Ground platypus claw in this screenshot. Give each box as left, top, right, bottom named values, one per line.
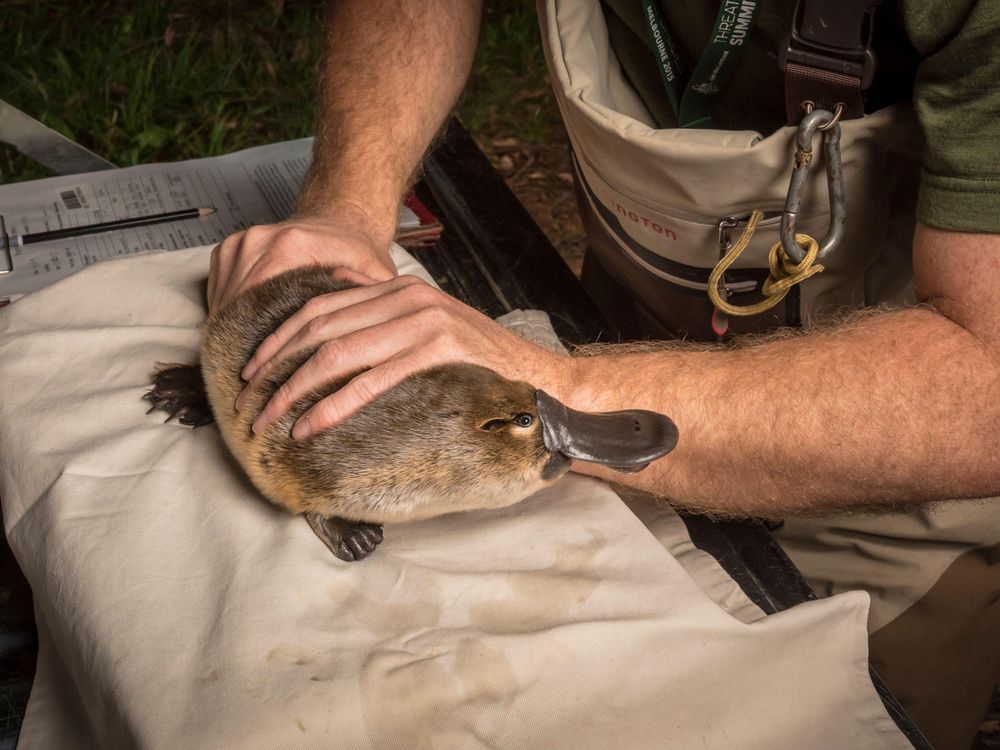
left=144, top=363, right=214, bottom=428
left=305, top=512, right=384, bottom=562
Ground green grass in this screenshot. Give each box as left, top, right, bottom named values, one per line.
left=1, top=0, right=325, bottom=181
left=0, top=0, right=558, bottom=183
left=459, top=1, right=562, bottom=143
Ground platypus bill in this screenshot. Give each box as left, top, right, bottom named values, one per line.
left=145, top=266, right=678, bottom=562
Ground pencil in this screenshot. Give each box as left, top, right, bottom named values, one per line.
left=12, top=206, right=216, bottom=246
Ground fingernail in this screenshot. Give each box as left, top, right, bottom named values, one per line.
left=235, top=387, right=248, bottom=412
left=292, top=414, right=311, bottom=441
left=252, top=409, right=268, bottom=435
left=240, top=361, right=255, bottom=381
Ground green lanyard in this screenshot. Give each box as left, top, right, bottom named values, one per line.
left=640, top=0, right=761, bottom=128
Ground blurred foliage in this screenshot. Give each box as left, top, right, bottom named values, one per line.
left=0, top=0, right=558, bottom=182
left=1, top=0, right=324, bottom=180
left=460, top=1, right=561, bottom=142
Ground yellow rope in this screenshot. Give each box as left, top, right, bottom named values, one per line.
left=707, top=210, right=825, bottom=317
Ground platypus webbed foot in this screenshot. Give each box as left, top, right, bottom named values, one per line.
left=305, top=513, right=384, bottom=562
left=144, top=363, right=214, bottom=428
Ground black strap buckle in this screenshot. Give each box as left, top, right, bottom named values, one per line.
left=779, top=0, right=879, bottom=89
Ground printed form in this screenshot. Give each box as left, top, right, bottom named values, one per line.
left=0, top=138, right=419, bottom=298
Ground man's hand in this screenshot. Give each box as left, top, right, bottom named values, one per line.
left=238, top=270, right=576, bottom=440
left=207, top=210, right=397, bottom=314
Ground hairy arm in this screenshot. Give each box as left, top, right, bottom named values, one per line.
left=296, top=0, right=482, bottom=245
left=208, top=0, right=482, bottom=311
left=571, top=225, right=1000, bottom=515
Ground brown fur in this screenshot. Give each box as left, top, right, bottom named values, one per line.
left=199, top=267, right=566, bottom=524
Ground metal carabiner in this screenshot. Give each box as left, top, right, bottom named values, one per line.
left=779, top=108, right=846, bottom=263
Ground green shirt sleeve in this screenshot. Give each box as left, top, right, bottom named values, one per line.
left=904, top=0, right=1000, bottom=233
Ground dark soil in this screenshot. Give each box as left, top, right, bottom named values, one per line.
left=472, top=130, right=587, bottom=277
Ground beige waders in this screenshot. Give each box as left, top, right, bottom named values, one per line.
left=539, top=1, right=1000, bottom=747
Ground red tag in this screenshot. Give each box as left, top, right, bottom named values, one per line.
left=711, top=307, right=729, bottom=338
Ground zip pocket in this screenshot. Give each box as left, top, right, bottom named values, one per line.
left=573, top=154, right=780, bottom=293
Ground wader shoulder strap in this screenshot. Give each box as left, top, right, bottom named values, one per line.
left=779, top=0, right=881, bottom=124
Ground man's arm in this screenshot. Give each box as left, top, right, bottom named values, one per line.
left=567, top=226, right=1000, bottom=515
left=245, top=225, right=1000, bottom=515
left=208, top=0, right=483, bottom=312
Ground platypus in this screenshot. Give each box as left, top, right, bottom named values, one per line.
left=145, top=266, right=678, bottom=561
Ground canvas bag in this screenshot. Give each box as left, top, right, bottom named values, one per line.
left=538, top=0, right=925, bottom=338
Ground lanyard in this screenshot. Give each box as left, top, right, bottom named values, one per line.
left=640, top=0, right=761, bottom=128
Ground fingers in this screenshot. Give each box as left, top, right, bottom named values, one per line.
left=347, top=254, right=396, bottom=283
left=208, top=229, right=257, bottom=312
left=239, top=275, right=426, bottom=384
left=207, top=244, right=221, bottom=309
left=250, top=308, right=443, bottom=437
left=217, top=226, right=280, bottom=308
left=331, top=266, right=380, bottom=287
left=293, top=357, right=423, bottom=439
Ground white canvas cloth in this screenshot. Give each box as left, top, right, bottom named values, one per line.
left=0, top=246, right=910, bottom=748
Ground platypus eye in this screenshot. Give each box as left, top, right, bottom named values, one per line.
left=479, top=419, right=508, bottom=432
left=478, top=414, right=534, bottom=432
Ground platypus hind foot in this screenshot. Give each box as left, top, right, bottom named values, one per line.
left=305, top=513, right=384, bottom=562
left=144, top=363, right=214, bottom=428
